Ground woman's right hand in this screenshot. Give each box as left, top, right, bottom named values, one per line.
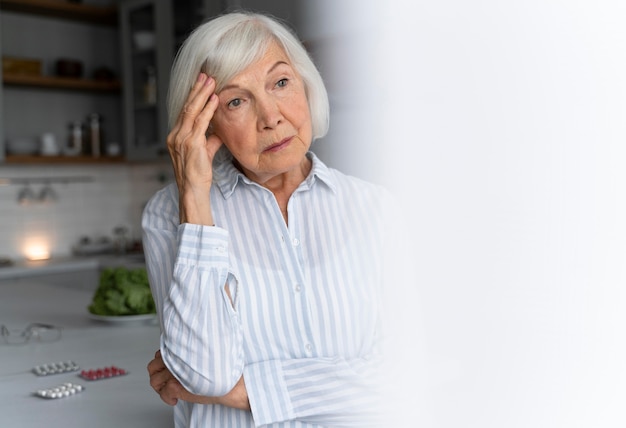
left=148, top=350, right=250, bottom=411
left=167, top=73, right=222, bottom=225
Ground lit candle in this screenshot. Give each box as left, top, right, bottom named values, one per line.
left=23, top=242, right=50, bottom=261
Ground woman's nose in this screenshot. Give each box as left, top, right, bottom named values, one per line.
left=256, top=96, right=283, bottom=130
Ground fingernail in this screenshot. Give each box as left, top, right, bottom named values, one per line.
left=205, top=76, right=213, bottom=86
left=197, top=73, right=206, bottom=83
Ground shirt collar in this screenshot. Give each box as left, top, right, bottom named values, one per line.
left=214, top=151, right=337, bottom=199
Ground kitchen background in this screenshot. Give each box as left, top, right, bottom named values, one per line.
left=0, top=0, right=382, bottom=263
left=0, top=0, right=364, bottom=262
left=3, top=0, right=626, bottom=426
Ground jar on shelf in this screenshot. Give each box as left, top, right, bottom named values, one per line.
left=143, top=65, right=157, bottom=105
left=86, top=113, right=103, bottom=158
left=65, top=121, right=83, bottom=156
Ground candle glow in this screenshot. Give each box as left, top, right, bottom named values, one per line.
left=23, top=241, right=50, bottom=261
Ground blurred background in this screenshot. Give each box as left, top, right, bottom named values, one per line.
left=1, top=0, right=626, bottom=426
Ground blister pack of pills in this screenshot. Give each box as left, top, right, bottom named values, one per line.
left=79, top=366, right=127, bottom=381
left=34, top=382, right=85, bottom=399
left=32, top=360, right=80, bottom=376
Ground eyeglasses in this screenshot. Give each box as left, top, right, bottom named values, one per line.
left=1, top=323, right=62, bottom=345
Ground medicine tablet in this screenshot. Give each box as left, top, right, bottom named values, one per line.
left=79, top=366, right=127, bottom=381
left=34, top=382, right=85, bottom=399
left=32, top=360, right=80, bottom=376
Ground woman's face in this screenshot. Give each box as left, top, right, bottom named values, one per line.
left=211, top=41, right=313, bottom=185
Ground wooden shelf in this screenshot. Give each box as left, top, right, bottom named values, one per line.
left=5, top=154, right=125, bottom=164
left=3, top=73, right=121, bottom=92
left=0, top=0, right=117, bottom=25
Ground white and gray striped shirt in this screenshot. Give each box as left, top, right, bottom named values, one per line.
left=142, top=152, right=395, bottom=427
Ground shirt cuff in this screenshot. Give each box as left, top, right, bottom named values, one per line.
left=245, top=360, right=295, bottom=426
left=176, top=223, right=229, bottom=267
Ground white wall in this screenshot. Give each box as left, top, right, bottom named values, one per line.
left=304, top=1, right=626, bottom=427
left=0, top=163, right=169, bottom=261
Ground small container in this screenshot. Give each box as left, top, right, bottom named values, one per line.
left=87, top=113, right=102, bottom=157
left=55, top=58, right=83, bottom=78
left=40, top=132, right=60, bottom=156
left=106, top=142, right=121, bottom=157
left=143, top=66, right=157, bottom=105
left=65, top=121, right=83, bottom=156
left=2, top=56, right=42, bottom=76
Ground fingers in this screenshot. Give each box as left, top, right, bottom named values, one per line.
left=166, top=73, right=222, bottom=193
left=149, top=364, right=169, bottom=390
left=147, top=353, right=167, bottom=389
left=160, top=380, right=182, bottom=406
left=170, top=73, right=219, bottom=142
left=147, top=351, right=181, bottom=406
left=147, top=358, right=164, bottom=377
left=145, top=350, right=225, bottom=407
left=155, top=376, right=182, bottom=406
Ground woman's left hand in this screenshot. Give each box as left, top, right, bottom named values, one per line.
left=147, top=350, right=250, bottom=410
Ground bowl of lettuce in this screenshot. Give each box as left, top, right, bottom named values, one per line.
left=88, top=267, right=156, bottom=320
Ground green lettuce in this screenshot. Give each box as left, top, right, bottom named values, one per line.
left=88, top=267, right=156, bottom=316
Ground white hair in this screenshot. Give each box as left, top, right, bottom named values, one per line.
left=167, top=12, right=330, bottom=143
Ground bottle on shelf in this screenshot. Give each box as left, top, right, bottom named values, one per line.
left=65, top=121, right=83, bottom=156
left=86, top=113, right=103, bottom=158
left=143, top=65, right=157, bottom=105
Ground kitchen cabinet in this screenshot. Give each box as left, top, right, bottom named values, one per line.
left=0, top=0, right=300, bottom=164
left=119, top=0, right=173, bottom=161
left=116, top=0, right=300, bottom=161
left=0, top=0, right=124, bottom=164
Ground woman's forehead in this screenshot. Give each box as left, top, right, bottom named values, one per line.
left=221, top=42, right=293, bottom=88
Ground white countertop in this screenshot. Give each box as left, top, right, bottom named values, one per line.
left=0, top=278, right=172, bottom=428
left=0, top=254, right=146, bottom=280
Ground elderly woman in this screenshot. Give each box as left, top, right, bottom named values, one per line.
left=142, top=11, right=395, bottom=427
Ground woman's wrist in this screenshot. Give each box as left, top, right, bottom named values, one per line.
left=179, top=188, right=214, bottom=225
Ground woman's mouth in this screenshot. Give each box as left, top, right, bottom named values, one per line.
left=263, top=136, right=293, bottom=153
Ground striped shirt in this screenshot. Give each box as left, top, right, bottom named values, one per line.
left=142, top=152, right=395, bottom=427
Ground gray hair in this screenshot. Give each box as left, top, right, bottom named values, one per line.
left=167, top=11, right=329, bottom=143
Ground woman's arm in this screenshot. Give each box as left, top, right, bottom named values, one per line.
left=142, top=193, right=244, bottom=397
left=148, top=349, right=250, bottom=410
left=146, top=342, right=383, bottom=427
left=142, top=71, right=246, bottom=396
left=167, top=73, right=221, bottom=226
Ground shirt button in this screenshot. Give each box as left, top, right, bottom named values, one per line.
left=217, top=246, right=226, bottom=253
left=305, top=343, right=312, bottom=353
left=294, top=284, right=301, bottom=292
left=292, top=238, right=300, bottom=246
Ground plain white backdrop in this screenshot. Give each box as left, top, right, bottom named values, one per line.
left=304, top=1, right=626, bottom=427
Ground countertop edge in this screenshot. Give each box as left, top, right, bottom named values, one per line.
left=0, top=254, right=145, bottom=280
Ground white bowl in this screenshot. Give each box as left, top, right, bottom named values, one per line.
left=133, top=31, right=156, bottom=51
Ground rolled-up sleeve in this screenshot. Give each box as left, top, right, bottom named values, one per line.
left=142, top=188, right=244, bottom=397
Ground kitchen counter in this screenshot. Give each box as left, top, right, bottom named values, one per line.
left=0, top=277, right=172, bottom=428
left=0, top=253, right=146, bottom=281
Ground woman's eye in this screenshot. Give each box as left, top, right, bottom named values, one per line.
left=276, top=78, right=288, bottom=88
left=227, top=98, right=242, bottom=109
